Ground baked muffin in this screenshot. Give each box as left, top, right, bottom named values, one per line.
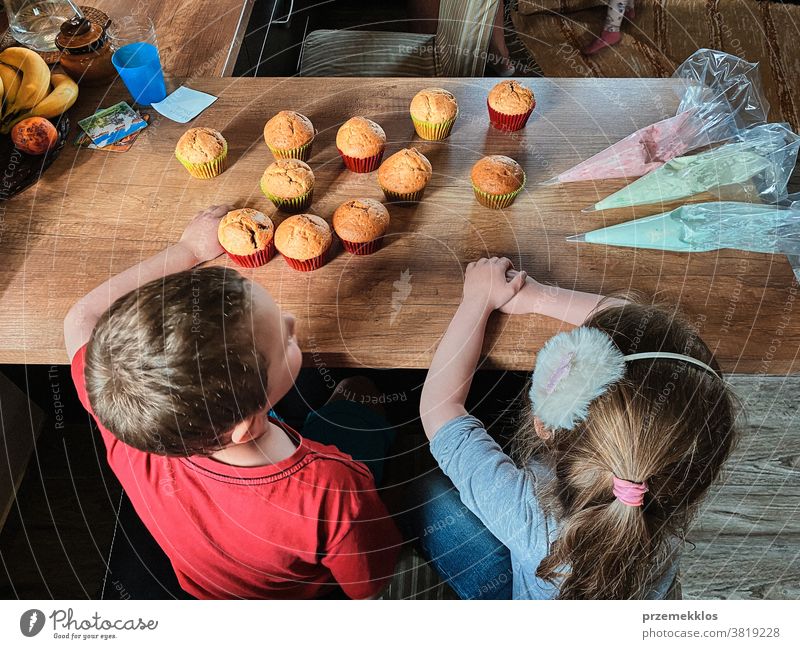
left=336, top=116, right=386, bottom=172
left=217, top=208, right=275, bottom=267
left=377, top=147, right=432, bottom=203
left=487, top=80, right=536, bottom=131
left=471, top=155, right=526, bottom=209
left=174, top=127, right=228, bottom=179
left=409, top=87, right=459, bottom=141
left=333, top=199, right=390, bottom=255
left=274, top=213, right=333, bottom=271
left=263, top=110, right=315, bottom=161
left=259, top=158, right=315, bottom=212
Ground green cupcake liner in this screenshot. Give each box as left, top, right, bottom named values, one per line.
left=268, top=139, right=313, bottom=162
left=176, top=143, right=228, bottom=179
left=411, top=113, right=457, bottom=141
left=472, top=174, right=526, bottom=209
left=380, top=185, right=426, bottom=204
left=260, top=180, right=314, bottom=212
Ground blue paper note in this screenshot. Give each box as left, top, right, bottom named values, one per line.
left=151, top=86, right=218, bottom=123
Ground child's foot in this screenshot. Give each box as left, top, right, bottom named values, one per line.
left=625, top=6, right=636, bottom=20
left=582, top=30, right=622, bottom=55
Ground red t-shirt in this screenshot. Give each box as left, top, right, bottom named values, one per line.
left=71, top=345, right=401, bottom=599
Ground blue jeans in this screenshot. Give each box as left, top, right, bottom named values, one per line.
left=403, top=469, right=514, bottom=600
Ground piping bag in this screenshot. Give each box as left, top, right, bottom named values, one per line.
left=582, top=123, right=800, bottom=213
left=543, top=49, right=769, bottom=185
left=568, top=201, right=800, bottom=258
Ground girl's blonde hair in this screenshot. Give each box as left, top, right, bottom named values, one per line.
left=515, top=298, right=738, bottom=599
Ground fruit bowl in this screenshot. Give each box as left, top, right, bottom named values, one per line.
left=0, top=116, right=69, bottom=201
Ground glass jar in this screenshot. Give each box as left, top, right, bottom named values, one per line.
left=3, top=0, right=78, bottom=51
left=55, top=15, right=117, bottom=86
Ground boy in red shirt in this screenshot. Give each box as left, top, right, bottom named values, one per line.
left=64, top=205, right=401, bottom=599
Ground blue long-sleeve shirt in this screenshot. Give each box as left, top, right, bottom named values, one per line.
left=430, top=414, right=680, bottom=599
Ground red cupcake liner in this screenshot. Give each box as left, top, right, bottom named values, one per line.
left=225, top=240, right=275, bottom=268
left=337, top=147, right=385, bottom=173
left=340, top=236, right=384, bottom=255
left=487, top=100, right=535, bottom=131
left=281, top=243, right=332, bottom=271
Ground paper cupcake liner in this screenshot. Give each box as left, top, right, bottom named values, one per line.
left=268, top=140, right=313, bottom=162
left=281, top=243, right=332, bottom=271
left=176, top=147, right=228, bottom=179
left=340, top=236, right=384, bottom=255
left=487, top=100, right=535, bottom=132
left=337, top=147, right=385, bottom=173
left=224, top=240, right=275, bottom=268
left=411, top=114, right=457, bottom=141
left=260, top=181, right=314, bottom=212
left=472, top=180, right=525, bottom=209
left=380, top=185, right=426, bottom=204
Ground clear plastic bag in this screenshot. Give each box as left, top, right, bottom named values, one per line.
left=544, top=49, right=770, bottom=185
left=585, top=122, right=800, bottom=212
left=569, top=201, right=800, bottom=255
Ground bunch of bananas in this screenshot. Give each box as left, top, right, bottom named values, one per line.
left=0, top=47, right=79, bottom=133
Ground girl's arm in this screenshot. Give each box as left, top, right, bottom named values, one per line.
left=63, top=204, right=230, bottom=361
left=499, top=270, right=627, bottom=325
left=419, top=258, right=526, bottom=439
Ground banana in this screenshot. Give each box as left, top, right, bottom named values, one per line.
left=0, top=63, right=21, bottom=118
left=25, top=73, right=78, bottom=119
left=0, top=47, right=51, bottom=114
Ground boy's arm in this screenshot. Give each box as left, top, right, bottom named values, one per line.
left=499, top=270, right=627, bottom=325
left=64, top=205, right=230, bottom=361
left=419, top=258, right=526, bottom=440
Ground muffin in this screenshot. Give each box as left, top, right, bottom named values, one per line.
left=471, top=155, right=526, bottom=209
left=259, top=158, right=315, bottom=212
left=263, top=110, right=315, bottom=161
left=487, top=80, right=535, bottom=131
left=217, top=208, right=275, bottom=268
left=174, top=127, right=228, bottom=179
left=274, top=213, right=333, bottom=271
left=410, top=88, right=459, bottom=141
left=333, top=199, right=390, bottom=255
left=377, top=147, right=432, bottom=203
left=336, top=116, right=386, bottom=172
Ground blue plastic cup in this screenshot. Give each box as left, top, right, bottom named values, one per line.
left=112, top=42, right=167, bottom=106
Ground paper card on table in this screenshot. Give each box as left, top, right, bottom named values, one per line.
left=151, top=86, right=218, bottom=123
left=74, top=113, right=151, bottom=151
left=78, top=102, right=148, bottom=147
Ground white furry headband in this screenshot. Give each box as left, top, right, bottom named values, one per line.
left=529, top=327, right=720, bottom=431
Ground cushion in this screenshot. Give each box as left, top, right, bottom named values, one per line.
left=300, top=30, right=437, bottom=77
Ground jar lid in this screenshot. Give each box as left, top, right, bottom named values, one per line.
left=56, top=17, right=108, bottom=54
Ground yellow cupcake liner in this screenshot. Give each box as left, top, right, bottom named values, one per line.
left=472, top=174, right=526, bottom=209
left=176, top=144, right=228, bottom=179
left=268, top=139, right=313, bottom=162
left=260, top=179, right=314, bottom=212
left=411, top=113, right=458, bottom=141
left=380, top=184, right=426, bottom=204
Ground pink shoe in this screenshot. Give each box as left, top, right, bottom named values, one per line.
left=625, top=7, right=636, bottom=20
left=582, top=30, right=622, bottom=55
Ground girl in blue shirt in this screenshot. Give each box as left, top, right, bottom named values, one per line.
left=412, top=257, right=737, bottom=599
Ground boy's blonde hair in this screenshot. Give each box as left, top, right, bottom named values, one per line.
left=516, top=299, right=738, bottom=599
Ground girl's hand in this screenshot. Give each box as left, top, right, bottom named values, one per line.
left=499, top=270, right=543, bottom=315
left=179, top=204, right=232, bottom=263
left=462, top=257, right=527, bottom=315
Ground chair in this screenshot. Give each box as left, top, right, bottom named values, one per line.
left=299, top=0, right=500, bottom=77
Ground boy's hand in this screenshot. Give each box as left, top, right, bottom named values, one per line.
left=179, top=204, right=232, bottom=263
left=462, top=257, right=527, bottom=316
left=499, top=270, right=542, bottom=315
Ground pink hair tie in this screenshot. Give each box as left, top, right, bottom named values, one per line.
left=612, top=475, right=649, bottom=507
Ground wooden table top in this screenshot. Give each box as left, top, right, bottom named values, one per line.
left=2, top=77, right=798, bottom=372
left=1, top=1, right=254, bottom=77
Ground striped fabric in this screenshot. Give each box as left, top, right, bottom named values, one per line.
left=299, top=0, right=500, bottom=77
left=300, top=31, right=437, bottom=77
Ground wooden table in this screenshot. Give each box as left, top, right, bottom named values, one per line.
left=1, top=1, right=254, bottom=77
left=2, top=77, right=798, bottom=372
